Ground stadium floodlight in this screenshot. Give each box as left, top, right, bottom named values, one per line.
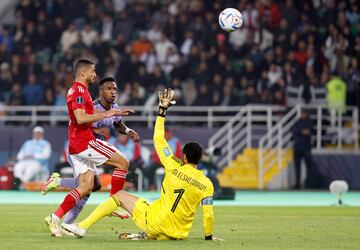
left=329, top=180, right=349, bottom=206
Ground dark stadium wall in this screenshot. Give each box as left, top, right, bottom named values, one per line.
left=312, top=154, right=360, bottom=190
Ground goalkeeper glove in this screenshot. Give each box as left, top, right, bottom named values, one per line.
left=158, top=88, right=176, bottom=109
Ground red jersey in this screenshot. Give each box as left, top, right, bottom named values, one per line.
left=66, top=81, right=95, bottom=154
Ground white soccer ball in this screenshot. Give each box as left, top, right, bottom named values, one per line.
left=218, top=8, right=244, bottom=32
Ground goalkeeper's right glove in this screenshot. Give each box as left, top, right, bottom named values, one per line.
left=158, top=88, right=176, bottom=109
left=158, top=88, right=176, bottom=117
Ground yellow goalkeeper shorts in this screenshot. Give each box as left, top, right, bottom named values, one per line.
left=132, top=198, right=173, bottom=240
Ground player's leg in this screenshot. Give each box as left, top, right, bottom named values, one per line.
left=91, top=139, right=129, bottom=195
left=90, top=139, right=129, bottom=191
left=51, top=170, right=94, bottom=219
left=115, top=190, right=141, bottom=215
left=104, top=150, right=131, bottom=218
left=61, top=191, right=141, bottom=237
left=45, top=170, right=94, bottom=236
left=63, top=194, right=90, bottom=224
left=63, top=175, right=101, bottom=224
left=105, top=150, right=129, bottom=195
left=41, top=173, right=78, bottom=195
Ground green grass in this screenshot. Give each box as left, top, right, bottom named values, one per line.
left=0, top=205, right=359, bottom=249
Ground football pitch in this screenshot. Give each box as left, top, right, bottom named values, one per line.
left=0, top=192, right=360, bottom=249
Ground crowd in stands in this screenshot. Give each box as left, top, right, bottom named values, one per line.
left=0, top=0, right=359, bottom=109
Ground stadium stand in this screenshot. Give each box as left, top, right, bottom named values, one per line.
left=0, top=0, right=358, bottom=110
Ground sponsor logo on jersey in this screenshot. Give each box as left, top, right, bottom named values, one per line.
left=76, top=96, right=84, bottom=104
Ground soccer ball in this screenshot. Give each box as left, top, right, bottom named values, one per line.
left=218, top=8, right=244, bottom=32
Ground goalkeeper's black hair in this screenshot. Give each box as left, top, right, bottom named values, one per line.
left=98, top=76, right=116, bottom=86
left=183, top=142, right=203, bottom=165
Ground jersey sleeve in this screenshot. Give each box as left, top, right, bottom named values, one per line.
left=201, top=180, right=214, bottom=237
left=153, top=116, right=182, bottom=170
left=112, top=103, right=122, bottom=124
left=71, top=90, right=86, bottom=110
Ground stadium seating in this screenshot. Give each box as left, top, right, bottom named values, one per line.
left=217, top=148, right=293, bottom=189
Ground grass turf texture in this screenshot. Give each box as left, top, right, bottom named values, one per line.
left=0, top=205, right=359, bottom=249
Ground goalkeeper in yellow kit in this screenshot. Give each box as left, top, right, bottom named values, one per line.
left=62, top=89, right=218, bottom=241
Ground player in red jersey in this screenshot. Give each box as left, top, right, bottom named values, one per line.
left=45, top=58, right=135, bottom=236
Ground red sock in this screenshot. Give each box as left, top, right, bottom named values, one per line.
left=110, top=169, right=127, bottom=195
left=54, top=189, right=81, bottom=219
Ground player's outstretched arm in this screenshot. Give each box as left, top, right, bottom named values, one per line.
left=153, top=89, right=179, bottom=167
left=73, top=108, right=134, bottom=125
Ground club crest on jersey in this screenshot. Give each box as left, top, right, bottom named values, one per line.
left=76, top=96, right=84, bottom=104
left=163, top=148, right=170, bottom=156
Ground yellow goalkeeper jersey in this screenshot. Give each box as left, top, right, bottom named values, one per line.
left=150, top=116, right=214, bottom=239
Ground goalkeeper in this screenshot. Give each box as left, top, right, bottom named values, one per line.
left=62, top=88, right=219, bottom=241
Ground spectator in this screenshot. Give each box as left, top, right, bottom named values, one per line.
left=242, top=85, right=260, bottom=105
left=291, top=110, right=313, bottom=189
left=0, top=26, right=14, bottom=52
left=194, top=83, right=210, bottom=106
left=7, top=83, right=23, bottom=106
left=144, top=129, right=182, bottom=190
left=38, top=62, right=55, bottom=89
left=347, top=57, right=360, bottom=110
left=253, top=23, right=274, bottom=51
left=22, top=74, right=44, bottom=105
left=101, top=14, right=113, bottom=42
left=60, top=23, right=78, bottom=52
left=326, top=72, right=347, bottom=128
left=13, top=126, right=52, bottom=185
left=182, top=78, right=197, bottom=106
left=131, top=31, right=152, bottom=57
left=180, top=30, right=194, bottom=58
left=112, top=11, right=134, bottom=41
left=268, top=63, right=283, bottom=87
left=147, top=23, right=162, bottom=44
left=81, top=24, right=98, bottom=47
left=0, top=44, right=11, bottom=64
left=0, top=62, right=12, bottom=101
left=155, top=33, right=176, bottom=67
left=162, top=47, right=179, bottom=75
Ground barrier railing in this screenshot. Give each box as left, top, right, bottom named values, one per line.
left=258, top=105, right=359, bottom=190
left=208, top=105, right=286, bottom=169
left=0, top=105, right=246, bottom=128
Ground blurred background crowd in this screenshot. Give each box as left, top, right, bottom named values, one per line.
left=0, top=0, right=359, bottom=109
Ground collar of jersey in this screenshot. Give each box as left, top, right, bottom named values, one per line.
left=97, top=99, right=112, bottom=111
left=73, top=81, right=88, bottom=88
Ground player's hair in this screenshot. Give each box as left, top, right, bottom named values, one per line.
left=98, top=76, right=116, bottom=86
left=73, top=58, right=94, bottom=75
left=183, top=142, right=203, bottom=165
